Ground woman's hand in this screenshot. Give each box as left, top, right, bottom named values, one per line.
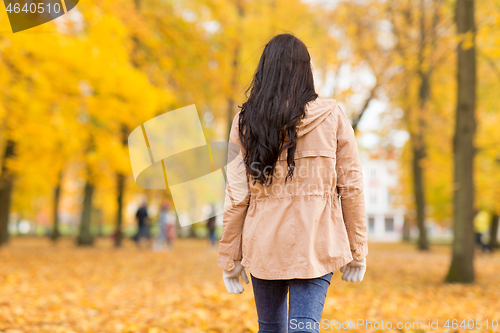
left=340, top=257, right=366, bottom=283
left=222, top=260, right=250, bottom=294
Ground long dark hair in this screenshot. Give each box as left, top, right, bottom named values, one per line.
left=237, top=33, right=318, bottom=187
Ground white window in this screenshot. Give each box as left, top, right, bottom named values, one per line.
left=370, top=189, right=377, bottom=205
left=385, top=216, right=394, bottom=232
left=368, top=216, right=375, bottom=233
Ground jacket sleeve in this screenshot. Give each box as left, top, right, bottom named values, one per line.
left=217, top=113, right=251, bottom=272
left=335, top=104, right=368, bottom=261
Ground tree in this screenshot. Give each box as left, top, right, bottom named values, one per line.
left=51, top=171, right=63, bottom=242
left=77, top=173, right=95, bottom=246
left=445, top=0, right=477, bottom=283
left=0, top=140, right=15, bottom=245
left=114, top=126, right=128, bottom=247
left=490, top=214, right=499, bottom=249
left=387, top=0, right=448, bottom=250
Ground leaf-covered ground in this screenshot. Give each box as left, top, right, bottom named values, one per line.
left=0, top=238, right=499, bottom=333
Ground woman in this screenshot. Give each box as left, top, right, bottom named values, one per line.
left=218, top=33, right=368, bottom=333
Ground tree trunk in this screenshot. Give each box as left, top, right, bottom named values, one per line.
left=414, top=0, right=436, bottom=251
left=51, top=171, right=63, bottom=242
left=0, top=140, right=15, bottom=246
left=114, top=173, right=125, bottom=247
left=489, top=213, right=499, bottom=249
left=412, top=138, right=428, bottom=250
left=351, top=84, right=378, bottom=133
left=226, top=0, right=244, bottom=140
left=227, top=98, right=236, bottom=140
left=445, top=0, right=476, bottom=284
left=402, top=217, right=411, bottom=242
left=114, top=124, right=128, bottom=247
left=77, top=180, right=95, bottom=246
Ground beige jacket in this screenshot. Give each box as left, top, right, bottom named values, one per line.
left=217, top=98, right=368, bottom=279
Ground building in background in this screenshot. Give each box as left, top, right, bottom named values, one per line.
left=360, top=150, right=406, bottom=242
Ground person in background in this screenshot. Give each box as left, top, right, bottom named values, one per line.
left=474, top=209, right=493, bottom=253
left=155, top=200, right=169, bottom=251
left=135, top=202, right=151, bottom=248
left=206, top=204, right=217, bottom=249
left=164, top=201, right=177, bottom=249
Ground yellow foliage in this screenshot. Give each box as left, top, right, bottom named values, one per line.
left=0, top=239, right=500, bottom=332
left=0, top=0, right=500, bottom=231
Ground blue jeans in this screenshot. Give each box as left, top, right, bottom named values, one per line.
left=208, top=229, right=217, bottom=246
left=251, top=272, right=333, bottom=333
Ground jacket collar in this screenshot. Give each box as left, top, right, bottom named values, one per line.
left=296, top=98, right=337, bottom=138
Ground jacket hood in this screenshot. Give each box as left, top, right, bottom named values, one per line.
left=296, top=98, right=337, bottom=137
